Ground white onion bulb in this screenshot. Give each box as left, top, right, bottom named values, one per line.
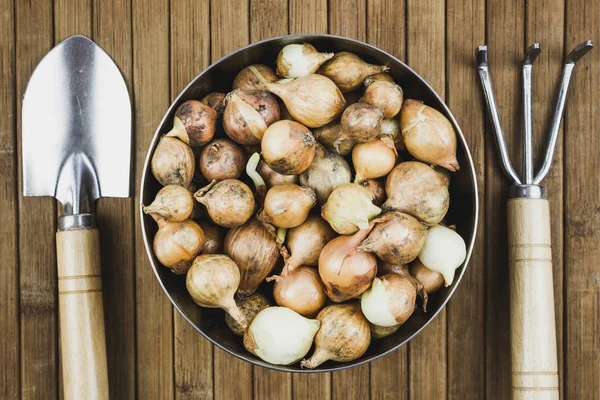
left=418, top=225, right=466, bottom=286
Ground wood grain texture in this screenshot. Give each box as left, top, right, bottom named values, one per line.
left=170, top=1, right=214, bottom=399
left=92, top=0, right=137, bottom=398
left=15, top=1, right=58, bottom=398
left=132, top=0, right=174, bottom=398
left=446, top=0, right=486, bottom=399
left=486, top=0, right=525, bottom=398
left=214, top=347, right=253, bottom=400
left=0, top=0, right=19, bottom=398
left=406, top=0, right=447, bottom=398
left=564, top=0, right=600, bottom=398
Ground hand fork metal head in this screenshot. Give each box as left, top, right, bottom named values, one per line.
left=476, top=40, right=593, bottom=198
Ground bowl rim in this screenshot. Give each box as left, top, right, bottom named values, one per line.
left=140, top=33, right=479, bottom=373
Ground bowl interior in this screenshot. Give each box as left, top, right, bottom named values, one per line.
left=140, top=34, right=478, bottom=372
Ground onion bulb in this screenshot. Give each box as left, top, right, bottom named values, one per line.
left=300, top=303, right=371, bottom=368
left=244, top=307, right=320, bottom=365
left=363, top=73, right=395, bottom=85
left=357, top=211, right=427, bottom=265
left=151, top=136, right=195, bottom=188
left=261, top=120, right=316, bottom=175
left=276, top=43, right=334, bottom=78
left=143, top=185, right=194, bottom=222
left=359, top=179, right=386, bottom=207
left=384, top=161, right=449, bottom=225
left=194, top=179, right=255, bottom=228
left=360, top=274, right=417, bottom=327
left=201, top=92, right=226, bottom=115
left=224, top=217, right=280, bottom=297
left=223, top=89, right=280, bottom=145
left=225, top=293, right=271, bottom=336
left=380, top=118, right=405, bottom=151
left=418, top=224, right=466, bottom=286
left=196, top=220, right=224, bottom=254
left=400, top=99, right=460, bottom=171
left=360, top=80, right=404, bottom=118
left=165, top=100, right=218, bottom=146
left=299, top=143, right=352, bottom=204
left=198, top=138, right=246, bottom=182
left=334, top=103, right=384, bottom=150
left=153, top=218, right=205, bottom=274
left=313, top=120, right=355, bottom=156
left=352, top=135, right=397, bottom=182
left=410, top=258, right=444, bottom=294
left=233, top=64, right=277, bottom=91
left=260, top=183, right=316, bottom=228
left=186, top=254, right=246, bottom=327
left=322, top=183, right=381, bottom=235
left=369, top=322, right=400, bottom=340
left=318, top=52, right=389, bottom=92
left=273, top=266, right=327, bottom=318
left=262, top=74, right=346, bottom=128
left=257, top=159, right=299, bottom=188
left=318, top=225, right=377, bottom=302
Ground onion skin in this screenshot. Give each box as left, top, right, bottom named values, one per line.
left=186, top=254, right=246, bottom=327
left=369, top=322, right=400, bottom=339
left=224, top=217, right=280, bottom=297
left=360, top=274, right=417, bottom=326
left=384, top=161, right=450, bottom=225
left=151, top=136, right=195, bottom=188
left=318, top=225, right=377, bottom=302
left=335, top=103, right=384, bottom=150
left=257, top=160, right=299, bottom=187
left=166, top=100, right=218, bottom=146
left=318, top=52, right=389, bottom=92
left=143, top=185, right=195, bottom=222
left=300, top=303, right=371, bottom=368
left=321, top=183, right=381, bottom=235
left=360, top=80, right=404, bottom=118
left=357, top=211, right=427, bottom=265
left=199, top=138, right=247, bottom=182
left=265, top=74, right=346, bottom=128
left=194, top=179, right=255, bottom=228
left=153, top=219, right=205, bottom=274
left=261, top=120, right=316, bottom=175
left=201, top=92, right=226, bottom=115
left=313, top=120, right=355, bottom=156
left=299, top=143, right=352, bottom=204
left=196, top=220, right=224, bottom=254
left=400, top=99, right=460, bottom=171
left=273, top=266, right=327, bottom=318
left=363, top=73, right=395, bottom=85
left=225, top=293, right=271, bottom=336
left=233, top=64, right=277, bottom=91
left=223, top=89, right=280, bottom=145
left=261, top=183, right=317, bottom=228
left=359, top=179, right=386, bottom=207
left=410, top=258, right=444, bottom=294
left=352, top=135, right=397, bottom=182
left=276, top=43, right=334, bottom=78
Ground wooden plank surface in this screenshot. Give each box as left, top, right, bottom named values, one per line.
left=4, top=1, right=600, bottom=399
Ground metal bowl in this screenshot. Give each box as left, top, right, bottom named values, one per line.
left=140, top=34, right=478, bottom=372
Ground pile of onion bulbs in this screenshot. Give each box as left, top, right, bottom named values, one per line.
left=145, top=42, right=468, bottom=368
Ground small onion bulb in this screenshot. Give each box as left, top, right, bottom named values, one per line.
left=261, top=120, right=316, bottom=175
left=360, top=274, right=417, bottom=327
left=276, top=43, right=334, bottom=78
left=352, top=135, right=397, bottom=182
left=321, top=183, right=381, bottom=235
left=225, top=293, right=271, bottom=336
left=273, top=266, right=327, bottom=318
left=418, top=225, right=466, bottom=286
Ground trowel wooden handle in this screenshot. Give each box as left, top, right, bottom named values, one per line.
left=56, top=227, right=109, bottom=400
left=507, top=198, right=558, bottom=400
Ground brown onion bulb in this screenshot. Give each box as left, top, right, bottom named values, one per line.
left=194, top=179, right=255, bottom=228
left=201, top=92, right=226, bottom=115
left=363, top=73, right=395, bottom=85
left=276, top=43, right=334, bottom=78
left=273, top=266, right=327, bottom=318
left=360, top=80, right=403, bottom=118
left=260, top=183, right=316, bottom=228
left=400, top=99, right=460, bottom=171
left=321, top=183, right=381, bottom=235
left=224, top=217, right=280, bottom=297
left=318, top=52, right=389, bottom=92
left=300, top=303, right=371, bottom=368
left=334, top=103, right=384, bottom=150
left=384, top=161, right=450, bottom=225
left=318, top=225, right=377, bottom=302
left=313, top=120, right=355, bottom=156
left=352, top=135, right=397, bottom=182
left=369, top=322, right=400, bottom=339
left=225, top=293, right=271, bottom=336
left=360, top=273, right=417, bottom=327
left=186, top=254, right=246, bottom=327
left=143, top=185, right=194, bottom=222
left=151, top=136, right=195, bottom=188
left=223, top=89, right=280, bottom=145
left=257, top=160, right=299, bottom=188
left=233, top=64, right=277, bottom=91
left=198, top=138, right=246, bottom=182
left=261, top=120, right=316, bottom=175
left=410, top=258, right=445, bottom=294
left=263, top=74, right=346, bottom=128
left=299, top=143, right=352, bottom=204
left=165, top=100, right=218, bottom=146
left=153, top=218, right=205, bottom=274
left=357, top=211, right=427, bottom=265
left=196, top=220, right=224, bottom=254
left=359, top=179, right=386, bottom=207
left=380, top=118, right=405, bottom=152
